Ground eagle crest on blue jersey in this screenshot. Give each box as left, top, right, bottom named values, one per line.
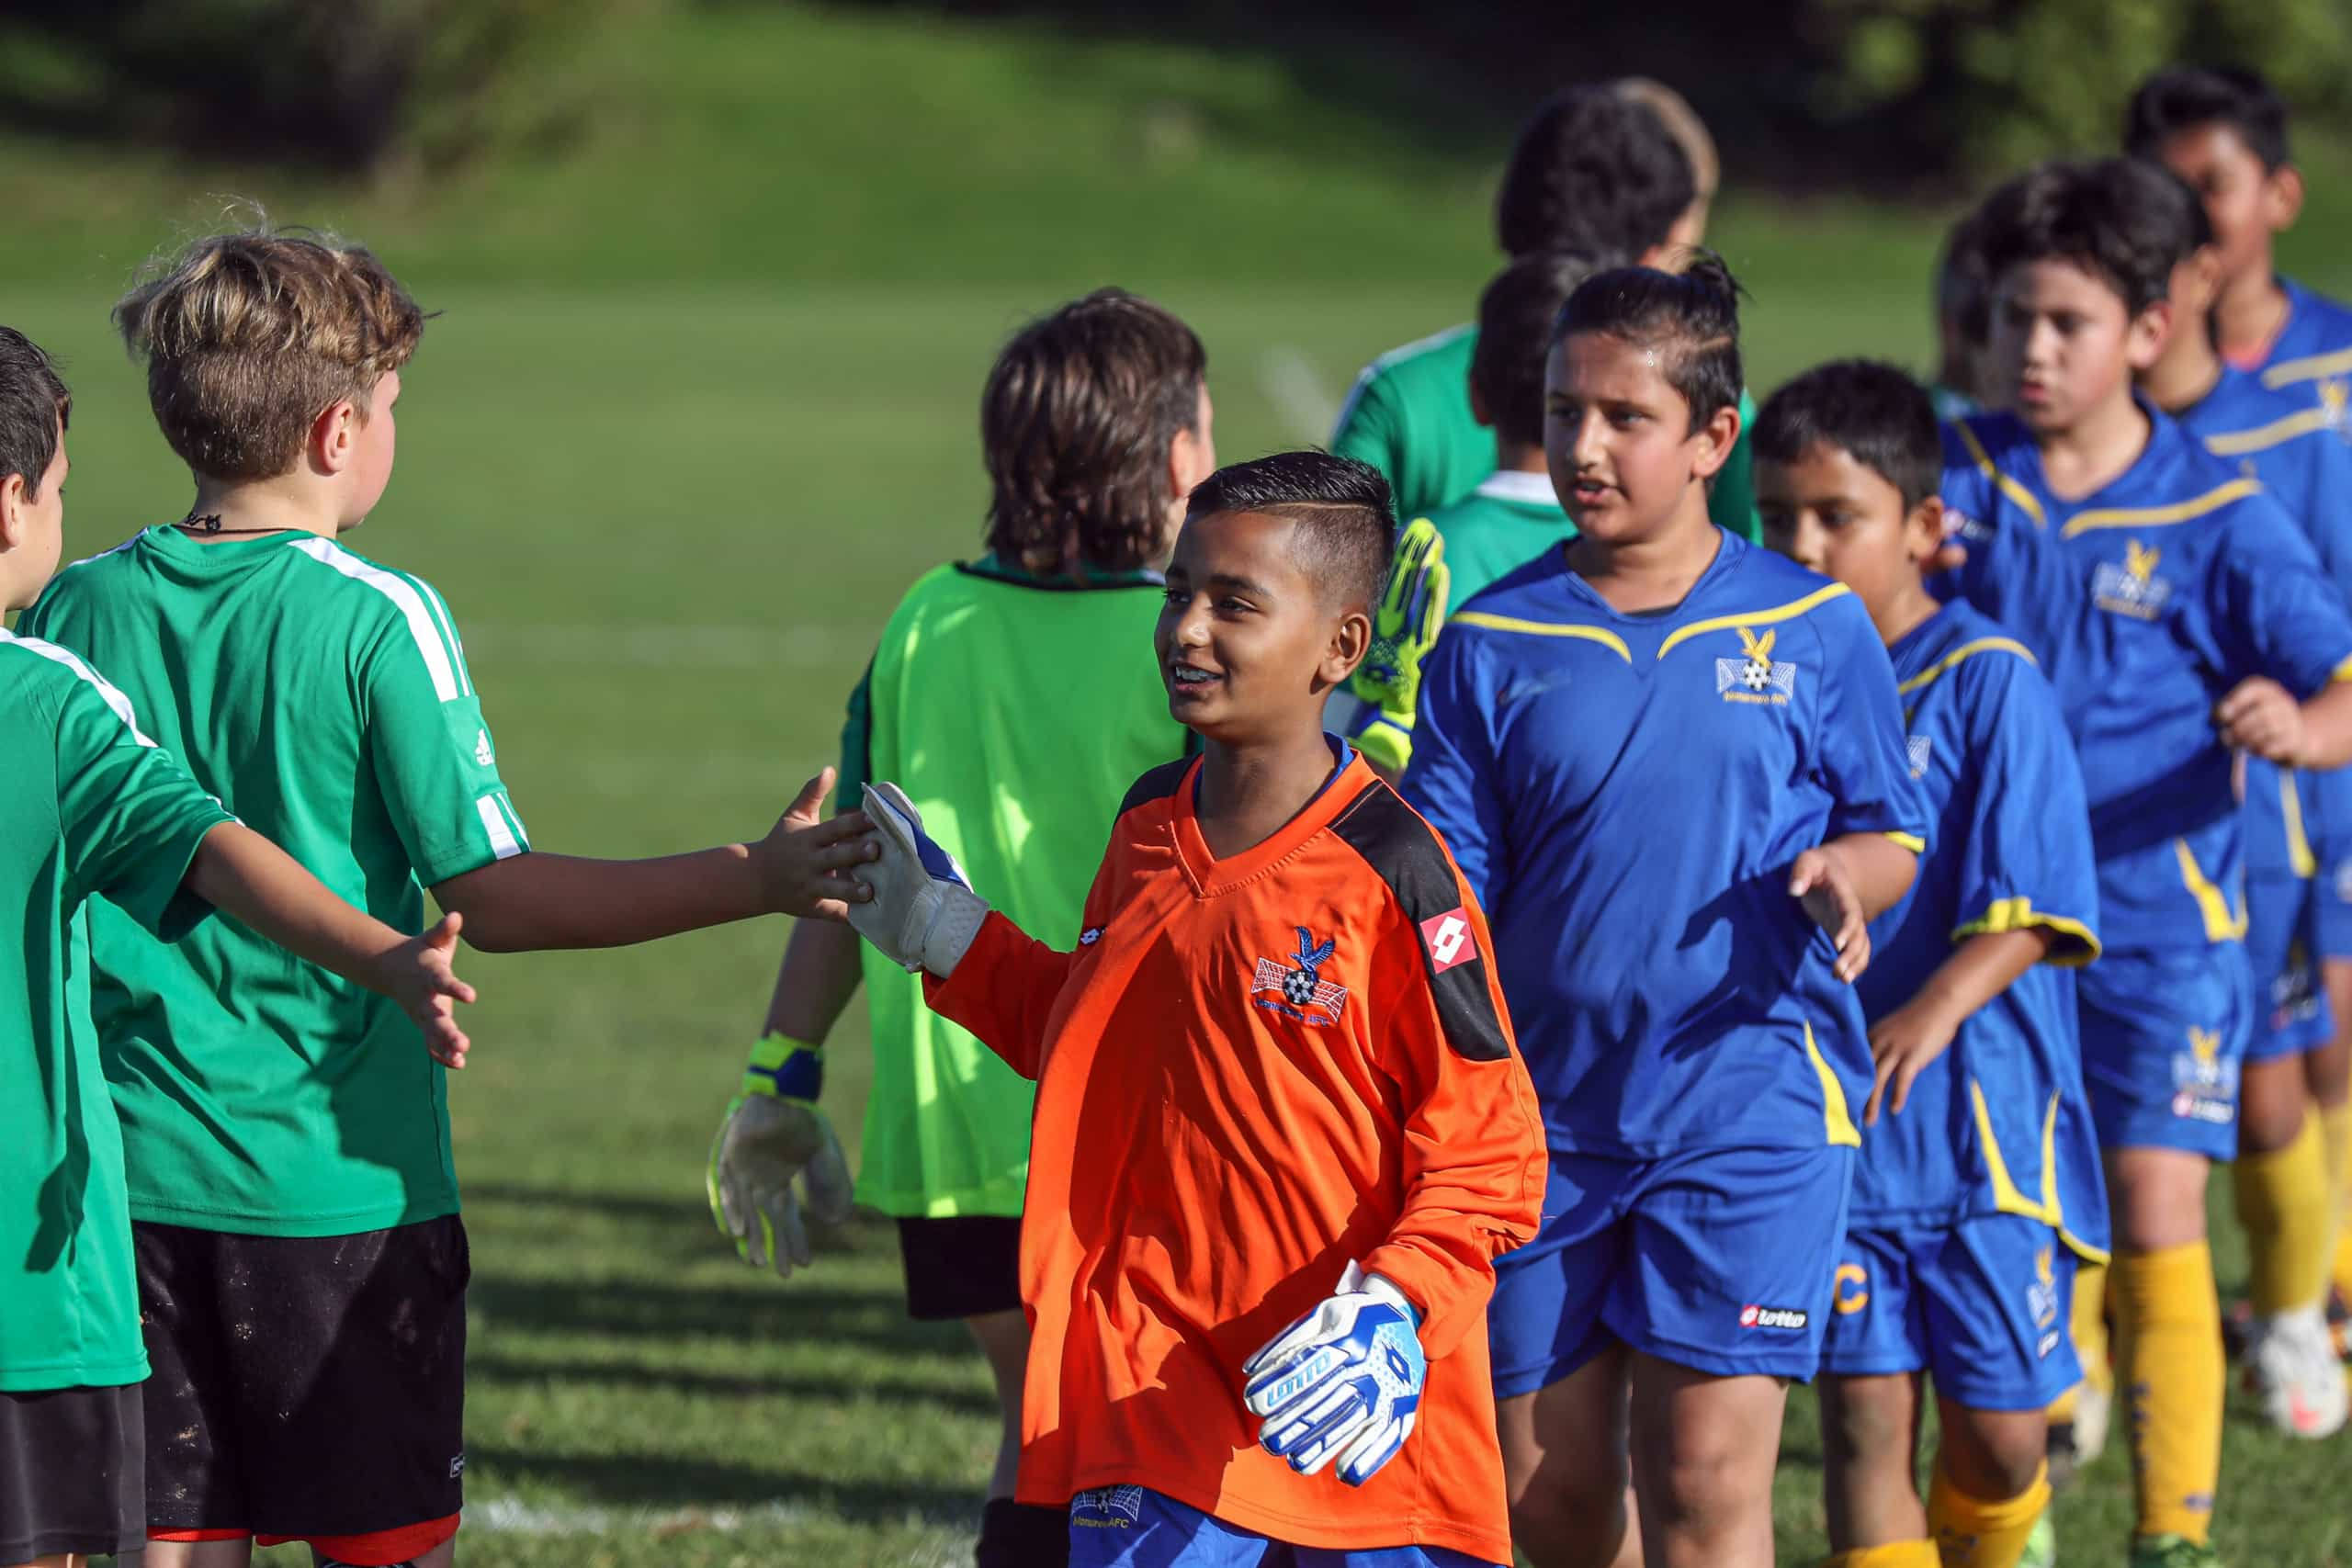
left=2092, top=538, right=2170, bottom=620
left=1252, top=928, right=1348, bottom=1024
left=1716, top=626, right=1796, bottom=705
left=1906, top=735, right=1932, bottom=779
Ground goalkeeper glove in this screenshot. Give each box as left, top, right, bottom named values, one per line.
left=707, top=1033, right=854, bottom=1280
left=1241, top=1262, right=1427, bottom=1486
left=847, top=782, right=990, bottom=977
left=1349, top=519, right=1450, bottom=776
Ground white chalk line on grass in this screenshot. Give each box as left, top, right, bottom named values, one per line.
left=1258, top=344, right=1338, bottom=443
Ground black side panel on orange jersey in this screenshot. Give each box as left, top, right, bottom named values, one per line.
left=1329, top=783, right=1510, bottom=1062
left=1117, top=757, right=1193, bottom=822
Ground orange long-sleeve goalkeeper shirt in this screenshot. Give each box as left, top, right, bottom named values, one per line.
left=923, top=751, right=1546, bottom=1564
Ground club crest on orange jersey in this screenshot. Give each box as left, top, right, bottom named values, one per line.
left=1252, top=927, right=1348, bottom=1026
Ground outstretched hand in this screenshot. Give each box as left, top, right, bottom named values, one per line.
left=381, top=911, right=477, bottom=1068
left=757, top=767, right=880, bottom=920
left=1791, top=847, right=1872, bottom=984
left=1862, top=998, right=1959, bottom=1124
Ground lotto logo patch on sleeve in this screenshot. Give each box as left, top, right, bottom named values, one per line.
left=1419, top=908, right=1476, bottom=974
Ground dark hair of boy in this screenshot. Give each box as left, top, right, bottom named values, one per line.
left=2124, top=63, right=2290, bottom=171
left=1472, top=251, right=1617, bottom=450
left=0, top=326, right=70, bottom=496
left=981, top=288, right=1207, bottom=577
left=1935, top=209, right=1994, bottom=350
left=1551, top=252, right=1745, bottom=428
left=1184, top=450, right=1396, bottom=612
left=1753, top=360, right=1943, bottom=512
left=1494, top=85, right=1696, bottom=261
left=1973, top=156, right=2188, bottom=317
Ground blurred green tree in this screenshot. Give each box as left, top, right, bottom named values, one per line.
left=0, top=0, right=656, bottom=175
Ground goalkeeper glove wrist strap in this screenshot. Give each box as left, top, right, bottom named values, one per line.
left=743, top=1032, right=824, bottom=1100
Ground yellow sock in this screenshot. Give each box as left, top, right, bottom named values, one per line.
left=2113, top=1242, right=2222, bottom=1544
left=1825, top=1544, right=1941, bottom=1568
left=1928, top=1461, right=2051, bottom=1568
left=2232, top=1111, right=2330, bottom=1314
left=2073, top=1259, right=2111, bottom=1396
left=2322, top=1100, right=2352, bottom=1302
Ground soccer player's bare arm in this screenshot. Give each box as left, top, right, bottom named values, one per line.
left=431, top=769, right=876, bottom=951
left=1792, top=833, right=1919, bottom=983
left=763, top=915, right=865, bottom=1043
left=1863, top=927, right=2054, bottom=1124
left=185, top=823, right=477, bottom=1067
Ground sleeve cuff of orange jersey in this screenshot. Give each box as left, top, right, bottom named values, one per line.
left=1359, top=1239, right=1487, bottom=1361
left=1951, top=897, right=2100, bottom=966
left=918, top=910, right=1048, bottom=1080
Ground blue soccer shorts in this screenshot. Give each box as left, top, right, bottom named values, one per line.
left=2244, top=873, right=2332, bottom=1063
left=2308, top=764, right=2352, bottom=963
left=1816, top=1214, right=2083, bottom=1410
left=1067, top=1486, right=1498, bottom=1567
left=1487, top=1143, right=1854, bottom=1398
left=2075, top=944, right=2251, bottom=1160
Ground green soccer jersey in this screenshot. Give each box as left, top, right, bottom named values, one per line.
left=21, top=526, right=527, bottom=1237
left=1331, top=323, right=1763, bottom=540
left=1419, top=468, right=1578, bottom=611
left=0, top=631, right=232, bottom=1390
left=838, top=556, right=1189, bottom=1216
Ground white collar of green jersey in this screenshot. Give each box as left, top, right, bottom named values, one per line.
left=1472, top=470, right=1562, bottom=508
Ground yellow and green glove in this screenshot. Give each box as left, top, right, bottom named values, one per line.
left=1350, top=518, right=1450, bottom=777
left=707, top=1032, right=854, bottom=1280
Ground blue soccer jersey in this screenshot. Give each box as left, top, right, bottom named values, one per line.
left=1937, top=403, right=2352, bottom=956
left=1849, top=603, right=2108, bottom=1259
left=1405, top=531, right=1928, bottom=1157
left=2249, top=276, right=2352, bottom=414
left=2178, top=367, right=2352, bottom=1049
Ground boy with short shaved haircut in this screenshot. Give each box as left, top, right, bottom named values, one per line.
left=845, top=450, right=1546, bottom=1567
left=23, top=228, right=875, bottom=1568
left=1937, top=156, right=2352, bottom=1567
left=0, top=325, right=478, bottom=1568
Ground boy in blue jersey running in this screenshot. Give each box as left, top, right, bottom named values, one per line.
left=1937, top=157, right=2352, bottom=1568
left=1407, top=258, right=1928, bottom=1568
left=2133, top=164, right=2352, bottom=1439
left=1758, top=361, right=2106, bottom=1568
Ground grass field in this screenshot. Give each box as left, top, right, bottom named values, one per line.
left=12, top=5, right=2352, bottom=1563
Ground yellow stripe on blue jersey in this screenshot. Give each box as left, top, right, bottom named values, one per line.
left=1952, top=897, right=2100, bottom=964
left=1447, top=612, right=1632, bottom=661
left=2260, top=343, right=2352, bottom=389
left=1806, top=1022, right=1861, bottom=1148
left=1953, top=419, right=2047, bottom=529
left=2056, top=478, right=2259, bottom=538
left=2199, top=404, right=2335, bottom=456
left=1654, top=581, right=1851, bottom=659
left=2174, top=839, right=2249, bottom=943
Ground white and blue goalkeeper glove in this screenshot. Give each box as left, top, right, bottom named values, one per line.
left=707, top=1034, right=854, bottom=1280
left=848, top=782, right=990, bottom=977
left=1241, top=1262, right=1427, bottom=1486
left=1349, top=519, right=1450, bottom=777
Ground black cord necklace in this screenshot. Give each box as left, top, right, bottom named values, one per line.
left=175, top=511, right=289, bottom=536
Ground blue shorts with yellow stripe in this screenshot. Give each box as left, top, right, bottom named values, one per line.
left=2076, top=944, right=2252, bottom=1160
left=2306, top=763, right=2352, bottom=964
left=1817, top=1214, right=2083, bottom=1409
left=1488, top=1144, right=1854, bottom=1395
left=2245, top=874, right=2331, bottom=1062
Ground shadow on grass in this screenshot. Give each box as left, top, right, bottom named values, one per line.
left=464, top=1180, right=892, bottom=1261
left=462, top=1442, right=980, bottom=1523
left=469, top=1273, right=967, bottom=1357
left=468, top=1349, right=999, bottom=1416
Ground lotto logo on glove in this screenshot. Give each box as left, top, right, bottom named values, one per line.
left=1241, top=1263, right=1426, bottom=1486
